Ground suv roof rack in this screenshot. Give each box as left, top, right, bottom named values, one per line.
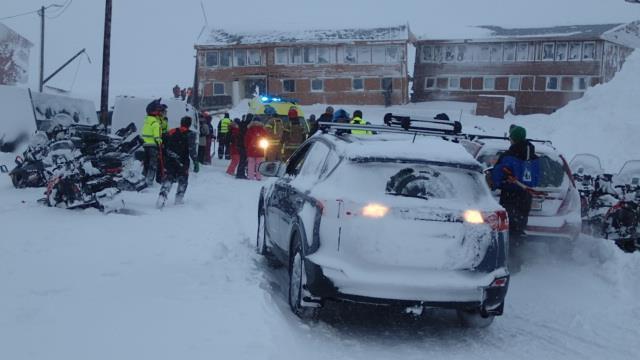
left=319, top=112, right=553, bottom=145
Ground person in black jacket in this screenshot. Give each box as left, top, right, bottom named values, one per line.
left=317, top=106, right=334, bottom=123
left=157, top=116, right=198, bottom=208
left=235, top=114, right=252, bottom=179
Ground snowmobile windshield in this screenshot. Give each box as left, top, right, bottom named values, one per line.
left=615, top=161, right=640, bottom=186
left=49, top=140, right=75, bottom=152
left=570, top=154, right=603, bottom=176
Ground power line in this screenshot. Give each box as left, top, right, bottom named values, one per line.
left=0, top=9, right=39, bottom=21
left=46, top=0, right=73, bottom=19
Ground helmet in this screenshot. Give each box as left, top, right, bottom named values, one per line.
left=146, top=98, right=163, bottom=115
left=264, top=105, right=276, bottom=116
left=333, top=109, right=349, bottom=121
left=434, top=113, right=450, bottom=121
left=288, top=108, right=298, bottom=119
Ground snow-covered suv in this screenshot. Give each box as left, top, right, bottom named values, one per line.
left=256, top=130, right=510, bottom=327
left=466, top=139, right=581, bottom=241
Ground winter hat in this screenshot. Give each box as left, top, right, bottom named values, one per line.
left=509, top=126, right=527, bottom=143
left=146, top=98, right=162, bottom=115
left=434, top=113, right=450, bottom=121
left=353, top=110, right=363, bottom=118
left=180, top=116, right=192, bottom=128
left=325, top=106, right=334, bottom=114
left=288, top=108, right=298, bottom=119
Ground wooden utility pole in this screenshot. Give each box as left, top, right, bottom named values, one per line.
left=100, top=0, right=113, bottom=126
left=38, top=6, right=45, bottom=92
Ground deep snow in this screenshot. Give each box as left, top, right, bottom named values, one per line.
left=0, top=156, right=639, bottom=360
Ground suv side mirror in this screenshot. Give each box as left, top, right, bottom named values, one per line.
left=259, top=161, right=282, bottom=177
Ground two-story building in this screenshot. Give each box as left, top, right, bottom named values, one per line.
left=194, top=25, right=412, bottom=110
left=0, top=22, right=33, bottom=85
left=413, top=22, right=640, bottom=115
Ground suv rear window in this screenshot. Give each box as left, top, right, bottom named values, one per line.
left=336, top=161, right=489, bottom=203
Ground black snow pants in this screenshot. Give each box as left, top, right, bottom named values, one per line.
left=143, top=145, right=159, bottom=186
left=500, top=188, right=533, bottom=246
left=218, top=133, right=230, bottom=160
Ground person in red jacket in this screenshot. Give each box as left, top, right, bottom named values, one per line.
left=244, top=118, right=269, bottom=180
left=226, top=120, right=241, bottom=176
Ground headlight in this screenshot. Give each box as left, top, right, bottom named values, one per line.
left=463, top=210, right=484, bottom=224
left=362, top=203, right=389, bottom=218
left=258, top=139, right=269, bottom=149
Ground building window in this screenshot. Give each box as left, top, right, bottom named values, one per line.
left=568, top=42, right=582, bottom=61
left=542, top=42, right=555, bottom=61
left=433, top=46, right=443, bottom=63
left=275, top=48, right=288, bottom=65
left=483, top=77, right=496, bottom=90
left=290, top=48, right=302, bottom=64
left=555, top=42, right=568, bottom=61
left=445, top=46, right=456, bottom=62
left=509, top=76, right=521, bottom=91
left=546, top=76, right=559, bottom=91
left=479, top=46, right=490, bottom=62
left=425, top=77, right=436, bottom=89
left=583, top=42, right=596, bottom=60
left=449, top=77, right=460, bottom=89
left=386, top=46, right=400, bottom=63
left=457, top=45, right=467, bottom=62
left=205, top=51, right=219, bottom=67
left=303, top=47, right=316, bottom=64
left=247, top=49, right=261, bottom=65
left=490, top=45, right=502, bottom=62
left=311, top=79, right=324, bottom=92
left=357, top=46, right=371, bottom=64
left=234, top=49, right=247, bottom=66
left=220, top=50, right=232, bottom=67
left=213, top=83, right=225, bottom=95
left=352, top=78, right=364, bottom=90
left=382, top=77, right=393, bottom=91
left=317, top=47, right=333, bottom=64
left=574, top=76, right=590, bottom=91
left=282, top=80, right=295, bottom=93
left=343, top=46, right=357, bottom=64
left=371, top=46, right=386, bottom=64
left=503, top=43, right=516, bottom=62
left=516, top=43, right=529, bottom=62
left=422, top=46, right=433, bottom=62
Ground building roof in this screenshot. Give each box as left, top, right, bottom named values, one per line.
left=416, top=21, right=640, bottom=48
left=0, top=22, right=34, bottom=48
left=196, top=25, right=410, bottom=47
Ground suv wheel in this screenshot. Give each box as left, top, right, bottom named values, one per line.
left=457, top=309, right=495, bottom=328
left=256, top=212, right=268, bottom=255
left=288, top=235, right=318, bottom=320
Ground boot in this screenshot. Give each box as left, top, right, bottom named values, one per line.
left=156, top=193, right=167, bottom=209
left=174, top=195, right=184, bottom=205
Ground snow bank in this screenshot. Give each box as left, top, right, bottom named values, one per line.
left=509, top=51, right=640, bottom=172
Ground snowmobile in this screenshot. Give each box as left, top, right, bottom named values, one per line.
left=602, top=184, right=640, bottom=253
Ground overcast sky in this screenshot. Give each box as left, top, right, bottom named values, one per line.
left=1, top=0, right=639, bottom=105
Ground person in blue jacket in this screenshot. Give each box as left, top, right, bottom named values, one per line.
left=491, top=125, right=540, bottom=247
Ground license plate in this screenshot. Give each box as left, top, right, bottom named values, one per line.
left=531, top=199, right=543, bottom=211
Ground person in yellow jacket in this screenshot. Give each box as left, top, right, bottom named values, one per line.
left=217, top=113, right=233, bottom=160
left=350, top=110, right=372, bottom=135
left=142, top=99, right=164, bottom=186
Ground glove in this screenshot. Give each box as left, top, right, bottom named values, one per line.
left=193, top=162, right=200, bottom=173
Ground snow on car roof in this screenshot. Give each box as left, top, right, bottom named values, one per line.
left=476, top=138, right=558, bottom=155
left=330, top=134, right=481, bottom=168
left=196, top=25, right=410, bottom=46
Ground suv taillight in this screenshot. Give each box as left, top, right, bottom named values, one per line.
left=483, top=210, right=509, bottom=232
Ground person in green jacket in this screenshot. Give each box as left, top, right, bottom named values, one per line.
left=141, top=99, right=164, bottom=186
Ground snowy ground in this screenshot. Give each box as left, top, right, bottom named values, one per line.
left=1, top=153, right=639, bottom=360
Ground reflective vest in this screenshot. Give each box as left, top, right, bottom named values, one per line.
left=142, top=115, right=162, bottom=146
left=161, top=117, right=169, bottom=134
left=350, top=117, right=371, bottom=135
left=219, top=118, right=232, bottom=134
